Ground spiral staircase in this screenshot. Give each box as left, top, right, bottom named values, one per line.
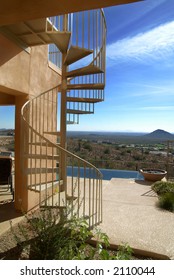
left=17, top=10, right=106, bottom=227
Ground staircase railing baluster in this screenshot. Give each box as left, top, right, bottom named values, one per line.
left=21, top=9, right=106, bottom=227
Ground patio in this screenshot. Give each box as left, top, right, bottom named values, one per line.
left=0, top=178, right=174, bottom=259
left=100, top=178, right=174, bottom=259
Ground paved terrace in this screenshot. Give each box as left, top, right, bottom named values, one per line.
left=100, top=178, right=174, bottom=259
left=0, top=178, right=174, bottom=259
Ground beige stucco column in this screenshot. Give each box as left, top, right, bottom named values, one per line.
left=14, top=95, right=29, bottom=211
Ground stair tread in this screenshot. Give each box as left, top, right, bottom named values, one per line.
left=64, top=45, right=93, bottom=65
left=41, top=190, right=66, bottom=207
left=47, top=31, right=71, bottom=52
left=40, top=191, right=77, bottom=208
left=67, top=109, right=93, bottom=114
left=66, top=65, right=103, bottom=78
left=28, top=180, right=63, bottom=192
left=29, top=142, right=60, bottom=146
left=66, top=97, right=103, bottom=103
left=25, top=167, right=58, bottom=175
left=40, top=205, right=67, bottom=209
left=67, top=83, right=104, bottom=90
left=66, top=120, right=79, bottom=125
left=44, top=131, right=61, bottom=136
left=24, top=154, right=59, bottom=159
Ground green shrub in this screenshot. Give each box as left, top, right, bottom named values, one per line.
left=115, top=243, right=133, bottom=260
left=11, top=209, right=133, bottom=260
left=158, top=192, right=174, bottom=212
left=12, top=210, right=92, bottom=260
left=152, top=181, right=174, bottom=195
left=104, top=148, right=110, bottom=154
left=83, top=142, right=92, bottom=151
left=133, top=155, right=142, bottom=161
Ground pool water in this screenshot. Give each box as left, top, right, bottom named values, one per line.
left=99, top=168, right=143, bottom=180
left=67, top=167, right=143, bottom=181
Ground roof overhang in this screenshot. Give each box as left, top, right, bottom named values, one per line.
left=0, top=0, right=143, bottom=26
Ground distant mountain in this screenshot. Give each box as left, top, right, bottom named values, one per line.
left=144, top=129, right=174, bottom=139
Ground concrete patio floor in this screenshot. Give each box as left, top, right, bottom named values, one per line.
left=100, top=178, right=174, bottom=259
left=0, top=178, right=174, bottom=259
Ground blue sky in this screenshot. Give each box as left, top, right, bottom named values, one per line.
left=71, top=0, right=174, bottom=133
left=1, top=0, right=174, bottom=133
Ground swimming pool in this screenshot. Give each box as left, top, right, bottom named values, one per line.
left=99, top=168, right=143, bottom=180
left=67, top=167, right=143, bottom=180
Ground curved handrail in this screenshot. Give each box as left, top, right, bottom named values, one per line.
left=48, top=9, right=106, bottom=75
left=21, top=88, right=103, bottom=177
left=21, top=9, right=106, bottom=227
left=21, top=91, right=103, bottom=226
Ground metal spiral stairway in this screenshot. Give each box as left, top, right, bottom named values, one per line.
left=20, top=10, right=106, bottom=227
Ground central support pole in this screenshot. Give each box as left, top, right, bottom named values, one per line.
left=60, top=14, right=69, bottom=192
left=60, top=52, right=67, bottom=191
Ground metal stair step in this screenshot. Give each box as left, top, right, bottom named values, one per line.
left=64, top=45, right=93, bottom=65
left=40, top=191, right=78, bottom=209
left=28, top=180, right=63, bottom=193
left=44, top=131, right=61, bottom=136
left=24, top=154, right=60, bottom=160
left=66, top=65, right=103, bottom=78
left=67, top=83, right=104, bottom=90
left=47, top=31, right=71, bottom=52
left=66, top=97, right=103, bottom=103
left=66, top=194, right=78, bottom=201
left=66, top=120, right=78, bottom=125
left=67, top=109, right=93, bottom=114
left=40, top=190, right=66, bottom=208
left=25, top=167, right=58, bottom=175
left=28, top=142, right=60, bottom=146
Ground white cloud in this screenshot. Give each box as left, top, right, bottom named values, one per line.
left=106, top=21, right=174, bottom=64
left=139, top=106, right=174, bottom=111
left=126, top=83, right=174, bottom=97
left=103, top=104, right=174, bottom=112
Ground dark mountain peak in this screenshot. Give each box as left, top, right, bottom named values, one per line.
left=145, top=129, right=174, bottom=139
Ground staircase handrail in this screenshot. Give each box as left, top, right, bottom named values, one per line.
left=20, top=8, right=106, bottom=227
left=48, top=9, right=106, bottom=74
left=21, top=88, right=103, bottom=178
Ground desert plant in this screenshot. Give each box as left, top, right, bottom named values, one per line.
left=115, top=243, right=133, bottom=260
left=83, top=142, right=92, bottom=151
left=11, top=209, right=133, bottom=260
left=152, top=181, right=174, bottom=195
left=93, top=228, right=132, bottom=260
left=12, top=210, right=92, bottom=260
left=158, top=192, right=174, bottom=212
left=104, top=148, right=110, bottom=154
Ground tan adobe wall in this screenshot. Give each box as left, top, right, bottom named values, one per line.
left=0, top=45, right=61, bottom=98
left=0, top=44, right=61, bottom=212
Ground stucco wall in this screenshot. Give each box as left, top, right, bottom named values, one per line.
left=0, top=44, right=62, bottom=212
left=0, top=45, right=61, bottom=98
